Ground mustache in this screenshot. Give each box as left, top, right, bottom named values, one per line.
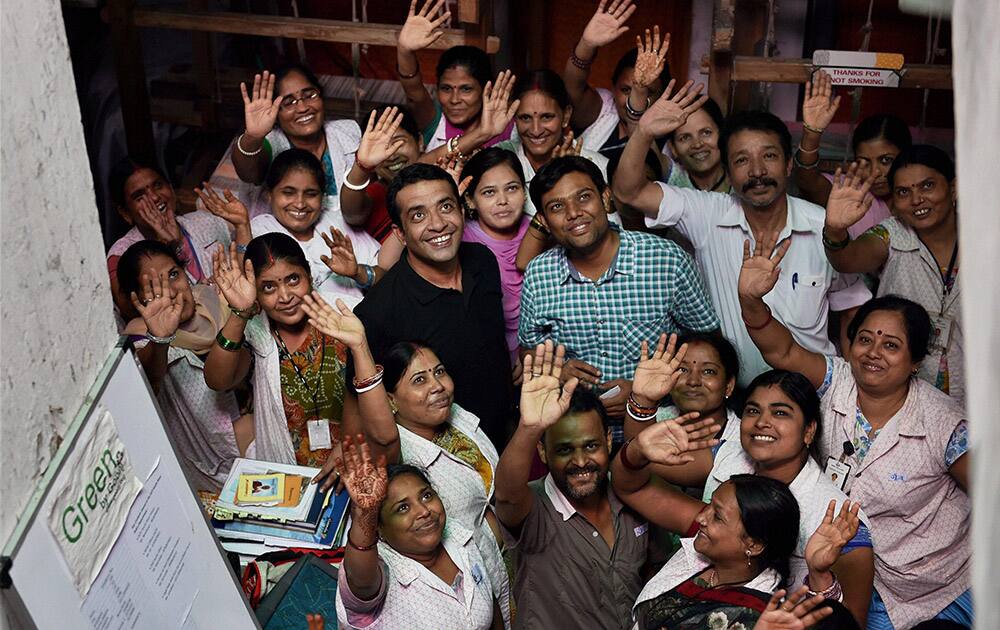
left=742, top=177, right=778, bottom=192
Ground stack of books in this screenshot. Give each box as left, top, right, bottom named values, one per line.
left=211, top=459, right=350, bottom=563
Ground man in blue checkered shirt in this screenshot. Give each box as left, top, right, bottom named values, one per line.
left=518, top=156, right=719, bottom=444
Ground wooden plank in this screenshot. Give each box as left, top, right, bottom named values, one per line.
left=457, top=0, right=479, bottom=25
left=134, top=8, right=469, bottom=49
left=108, top=0, right=156, bottom=162
left=731, top=56, right=953, bottom=90
left=189, top=0, right=217, bottom=128
left=708, top=0, right=736, bottom=112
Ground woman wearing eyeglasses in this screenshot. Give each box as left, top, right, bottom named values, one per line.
left=231, top=63, right=361, bottom=205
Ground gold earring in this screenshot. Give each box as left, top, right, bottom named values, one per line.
left=745, top=549, right=752, bottom=568
left=389, top=399, right=398, bottom=415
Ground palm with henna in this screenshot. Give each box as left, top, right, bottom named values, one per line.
left=340, top=434, right=389, bottom=513
left=632, top=333, right=689, bottom=407
left=637, top=79, right=709, bottom=138
left=300, top=292, right=367, bottom=351
left=824, top=162, right=878, bottom=231
left=211, top=242, right=257, bottom=311
left=738, top=233, right=791, bottom=301
left=632, top=25, right=669, bottom=89
left=519, top=341, right=579, bottom=433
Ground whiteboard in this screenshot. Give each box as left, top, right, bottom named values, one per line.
left=1, top=342, right=258, bottom=629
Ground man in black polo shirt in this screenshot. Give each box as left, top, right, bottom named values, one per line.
left=352, top=163, right=514, bottom=448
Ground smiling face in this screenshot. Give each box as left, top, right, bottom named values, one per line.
left=739, top=384, right=815, bottom=471
left=269, top=168, right=323, bottom=240
left=539, top=411, right=611, bottom=502
left=389, top=347, right=455, bottom=430
left=515, top=91, right=571, bottom=164
left=437, top=66, right=483, bottom=127
left=848, top=310, right=919, bottom=395
left=693, top=482, right=760, bottom=564
left=669, top=109, right=722, bottom=177
left=275, top=71, right=324, bottom=139
left=726, top=130, right=791, bottom=209
left=466, top=163, right=526, bottom=237
left=120, top=167, right=177, bottom=228
left=137, top=253, right=196, bottom=323
left=855, top=137, right=902, bottom=199
left=396, top=179, right=464, bottom=266
left=891, top=164, right=956, bottom=234
left=538, top=171, right=612, bottom=255
left=379, top=473, right=447, bottom=556
left=375, top=130, right=423, bottom=183
left=255, top=259, right=311, bottom=327
left=670, top=341, right=735, bottom=417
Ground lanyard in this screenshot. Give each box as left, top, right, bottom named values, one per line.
left=940, top=241, right=958, bottom=298
left=272, top=327, right=326, bottom=417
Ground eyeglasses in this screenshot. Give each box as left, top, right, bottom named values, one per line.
left=279, top=88, right=321, bottom=111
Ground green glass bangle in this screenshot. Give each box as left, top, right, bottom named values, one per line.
left=216, top=330, right=244, bottom=352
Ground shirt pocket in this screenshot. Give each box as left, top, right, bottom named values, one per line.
left=776, top=272, right=827, bottom=329
left=622, top=317, right=667, bottom=362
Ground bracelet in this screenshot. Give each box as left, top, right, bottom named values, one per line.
left=570, top=49, right=595, bottom=70
left=793, top=149, right=819, bottom=170
left=742, top=303, right=774, bottom=331
left=347, top=534, right=378, bottom=552
left=216, top=330, right=244, bottom=352
left=236, top=244, right=248, bottom=254
left=446, top=134, right=466, bottom=160
left=229, top=302, right=261, bottom=321
left=236, top=133, right=263, bottom=157
left=353, top=364, right=385, bottom=390
left=624, top=95, right=652, bottom=120
left=796, top=144, right=819, bottom=154
left=802, top=122, right=825, bottom=135
left=529, top=215, right=550, bottom=236
left=396, top=62, right=420, bottom=80
left=619, top=438, right=648, bottom=471
left=355, top=264, right=375, bottom=290
left=804, top=573, right=843, bottom=602
left=626, top=405, right=658, bottom=423
left=145, top=332, right=177, bottom=345
left=822, top=227, right=851, bottom=250
left=343, top=167, right=371, bottom=192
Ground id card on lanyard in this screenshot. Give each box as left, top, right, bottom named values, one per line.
left=824, top=441, right=855, bottom=491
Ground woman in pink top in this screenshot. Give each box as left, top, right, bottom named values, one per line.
left=794, top=71, right=912, bottom=238
left=460, top=148, right=530, bottom=365
left=738, top=237, right=971, bottom=630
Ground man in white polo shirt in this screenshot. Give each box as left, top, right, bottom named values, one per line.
left=613, top=85, right=869, bottom=386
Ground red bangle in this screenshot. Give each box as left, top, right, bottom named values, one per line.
left=355, top=155, right=377, bottom=173
left=347, top=534, right=378, bottom=552
left=619, top=438, right=648, bottom=471
left=743, top=304, right=774, bottom=331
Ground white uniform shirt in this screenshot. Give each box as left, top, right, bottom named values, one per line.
left=647, top=184, right=871, bottom=386
left=703, top=443, right=871, bottom=588
left=250, top=207, right=380, bottom=309
left=336, top=525, right=496, bottom=630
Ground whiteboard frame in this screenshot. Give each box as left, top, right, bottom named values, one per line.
left=1, top=339, right=259, bottom=629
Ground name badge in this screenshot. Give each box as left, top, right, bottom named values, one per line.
left=307, top=419, right=333, bottom=450
left=824, top=457, right=852, bottom=491
left=634, top=523, right=648, bottom=537
left=928, top=314, right=953, bottom=355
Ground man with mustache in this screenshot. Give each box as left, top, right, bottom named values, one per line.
left=613, top=83, right=870, bottom=386
left=495, top=345, right=648, bottom=630
left=350, top=163, right=514, bottom=449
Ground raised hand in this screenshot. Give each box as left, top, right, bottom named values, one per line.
left=300, top=292, right=367, bottom=350
left=520, top=341, right=579, bottom=433
left=195, top=183, right=250, bottom=228
left=825, top=162, right=877, bottom=231
left=754, top=587, right=833, bottom=630
left=320, top=227, right=359, bottom=280
left=212, top=242, right=257, bottom=311
left=638, top=79, right=709, bottom=138
left=802, top=70, right=840, bottom=133
left=129, top=271, right=182, bottom=338
left=136, top=195, right=183, bottom=245
left=581, top=0, right=636, bottom=50
left=339, top=434, right=388, bottom=512
left=240, top=71, right=282, bottom=140
left=357, top=107, right=406, bottom=172
left=634, top=413, right=720, bottom=466
left=632, top=26, right=670, bottom=89
left=632, top=333, right=689, bottom=406
left=398, top=0, right=451, bottom=53
left=551, top=131, right=583, bottom=159
left=738, top=233, right=790, bottom=300
left=478, top=70, right=519, bottom=140
left=805, top=500, right=861, bottom=575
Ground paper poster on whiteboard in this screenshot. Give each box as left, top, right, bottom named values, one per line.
left=44, top=407, right=142, bottom=596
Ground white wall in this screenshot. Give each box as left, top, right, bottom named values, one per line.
left=0, top=0, right=118, bottom=623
